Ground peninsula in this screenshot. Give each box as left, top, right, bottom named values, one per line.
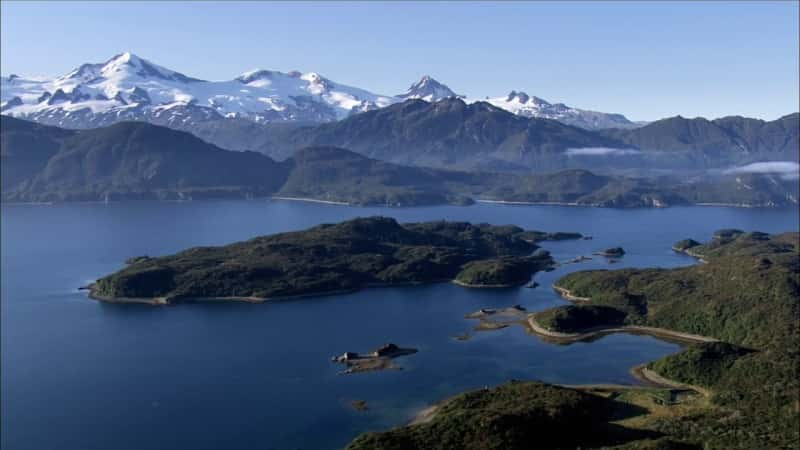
left=348, top=230, right=800, bottom=449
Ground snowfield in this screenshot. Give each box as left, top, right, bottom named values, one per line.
left=1, top=52, right=639, bottom=130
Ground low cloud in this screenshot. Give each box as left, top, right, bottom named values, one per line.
left=565, top=147, right=641, bottom=156
left=724, top=161, right=799, bottom=180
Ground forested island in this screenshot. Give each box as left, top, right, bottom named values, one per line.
left=90, top=217, right=577, bottom=303
left=349, top=230, right=800, bottom=449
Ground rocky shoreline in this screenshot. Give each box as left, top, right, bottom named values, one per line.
left=526, top=315, right=718, bottom=345
left=331, top=343, right=418, bottom=374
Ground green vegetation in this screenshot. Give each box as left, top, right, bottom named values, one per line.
left=353, top=230, right=798, bottom=449
left=3, top=117, right=797, bottom=207
left=671, top=239, right=699, bottom=252
left=544, top=230, right=800, bottom=448
left=347, top=381, right=696, bottom=450
left=533, top=304, right=628, bottom=333
left=647, top=342, right=753, bottom=389
left=454, top=256, right=549, bottom=287
left=291, top=98, right=624, bottom=172
left=277, top=146, right=474, bottom=206
left=553, top=231, right=798, bottom=347
left=92, top=217, right=576, bottom=301
left=600, top=113, right=799, bottom=165
left=1, top=117, right=288, bottom=202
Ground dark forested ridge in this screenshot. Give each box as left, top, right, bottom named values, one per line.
left=282, top=98, right=627, bottom=170
left=149, top=100, right=799, bottom=173
left=2, top=116, right=797, bottom=207
left=601, top=113, right=799, bottom=163
left=1, top=117, right=289, bottom=201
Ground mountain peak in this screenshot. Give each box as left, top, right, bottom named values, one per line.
left=237, top=69, right=276, bottom=84
left=397, top=75, right=461, bottom=102
left=97, top=52, right=204, bottom=83
left=111, top=51, right=138, bottom=64
left=505, top=91, right=550, bottom=106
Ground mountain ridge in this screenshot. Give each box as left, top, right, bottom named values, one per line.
left=1, top=52, right=639, bottom=131
left=3, top=116, right=796, bottom=207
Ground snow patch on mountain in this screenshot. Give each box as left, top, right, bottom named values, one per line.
left=483, top=91, right=640, bottom=130
left=1, top=52, right=396, bottom=128
left=2, top=53, right=641, bottom=130
left=396, top=75, right=462, bottom=102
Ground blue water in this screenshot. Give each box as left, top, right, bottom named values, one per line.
left=2, top=201, right=797, bottom=450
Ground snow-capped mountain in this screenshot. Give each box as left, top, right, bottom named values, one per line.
left=484, top=91, right=640, bottom=129
left=1, top=52, right=641, bottom=131
left=396, top=75, right=462, bottom=102
left=1, top=52, right=396, bottom=128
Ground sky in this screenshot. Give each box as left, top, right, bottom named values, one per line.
left=1, top=1, right=798, bottom=121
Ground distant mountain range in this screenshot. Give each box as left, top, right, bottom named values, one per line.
left=1, top=52, right=639, bottom=131
left=2, top=52, right=796, bottom=179
left=277, top=98, right=628, bottom=170
left=204, top=97, right=798, bottom=172
left=3, top=116, right=796, bottom=207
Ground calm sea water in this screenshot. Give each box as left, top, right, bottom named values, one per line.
left=2, top=200, right=797, bottom=450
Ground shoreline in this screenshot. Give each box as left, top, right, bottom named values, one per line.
left=270, top=196, right=350, bottom=205
left=451, top=279, right=524, bottom=289
left=630, top=364, right=711, bottom=397
left=526, top=314, right=718, bottom=345
left=476, top=199, right=582, bottom=207
left=86, top=278, right=461, bottom=306
left=671, top=247, right=708, bottom=263
left=87, top=287, right=360, bottom=305
left=552, top=285, right=591, bottom=302
left=87, top=270, right=556, bottom=306
left=409, top=364, right=711, bottom=426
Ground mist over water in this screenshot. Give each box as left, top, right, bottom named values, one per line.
left=2, top=200, right=798, bottom=450
left=723, top=161, right=800, bottom=180
left=565, top=147, right=641, bottom=156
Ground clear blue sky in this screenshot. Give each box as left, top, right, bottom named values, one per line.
left=1, top=1, right=797, bottom=121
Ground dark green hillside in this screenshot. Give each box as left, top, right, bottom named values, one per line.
left=347, top=381, right=678, bottom=450
left=2, top=119, right=289, bottom=201
left=602, top=113, right=799, bottom=163
left=277, top=147, right=716, bottom=208
left=278, top=146, right=478, bottom=206
left=2, top=117, right=796, bottom=207
left=481, top=170, right=796, bottom=208
left=1, top=116, right=75, bottom=189
left=534, top=304, right=628, bottom=333
left=292, top=98, right=625, bottom=170
left=554, top=231, right=799, bottom=348
left=673, top=173, right=799, bottom=206
left=548, top=231, right=800, bottom=448
left=647, top=342, right=754, bottom=389
left=454, top=256, right=550, bottom=287
left=92, top=217, right=576, bottom=301
left=712, top=113, right=799, bottom=155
